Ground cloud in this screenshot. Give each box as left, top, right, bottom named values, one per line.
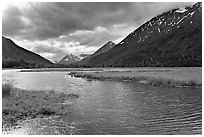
left=2, top=2, right=195, bottom=61
left=14, top=37, right=98, bottom=62
left=2, top=5, right=30, bottom=38
left=3, top=2, right=194, bottom=41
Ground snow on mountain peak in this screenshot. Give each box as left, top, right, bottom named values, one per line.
left=175, top=7, right=188, bottom=13
left=58, top=53, right=90, bottom=65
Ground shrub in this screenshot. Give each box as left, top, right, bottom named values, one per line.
left=2, top=88, right=79, bottom=127
left=70, top=72, right=201, bottom=88
left=2, top=84, right=13, bottom=98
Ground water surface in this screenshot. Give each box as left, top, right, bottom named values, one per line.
left=2, top=69, right=202, bottom=135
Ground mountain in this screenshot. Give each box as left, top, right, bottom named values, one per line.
left=83, top=2, right=202, bottom=67
left=91, top=41, right=116, bottom=57
left=58, top=54, right=90, bottom=65
left=2, top=36, right=53, bottom=68
left=78, top=41, right=116, bottom=65
left=58, top=54, right=81, bottom=65
left=78, top=54, right=90, bottom=60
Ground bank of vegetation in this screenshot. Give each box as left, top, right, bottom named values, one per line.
left=69, top=71, right=201, bottom=88
left=2, top=84, right=79, bottom=132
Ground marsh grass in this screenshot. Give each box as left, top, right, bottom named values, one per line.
left=20, top=68, right=103, bottom=72
left=66, top=93, right=80, bottom=99
left=2, top=84, right=13, bottom=98
left=69, top=72, right=201, bottom=88
left=2, top=84, right=79, bottom=128
left=146, top=77, right=200, bottom=88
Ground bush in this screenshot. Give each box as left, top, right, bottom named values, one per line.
left=2, top=88, right=79, bottom=127
left=2, top=84, right=13, bottom=98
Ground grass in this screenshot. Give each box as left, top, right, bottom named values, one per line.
left=2, top=84, right=79, bottom=130
left=144, top=77, right=200, bottom=88
left=2, top=84, right=13, bottom=98
left=69, top=71, right=201, bottom=88
left=20, top=68, right=103, bottom=72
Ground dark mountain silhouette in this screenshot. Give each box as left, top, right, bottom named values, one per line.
left=83, top=2, right=202, bottom=67
left=2, top=36, right=53, bottom=68
left=78, top=41, right=116, bottom=65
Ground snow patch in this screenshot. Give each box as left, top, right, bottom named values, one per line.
left=177, top=18, right=185, bottom=24
left=158, top=28, right=161, bottom=33
left=190, top=11, right=195, bottom=16
left=120, top=41, right=124, bottom=44
left=149, top=22, right=152, bottom=27
left=157, top=20, right=163, bottom=25
left=175, top=7, right=188, bottom=13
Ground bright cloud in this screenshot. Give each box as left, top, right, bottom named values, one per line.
left=2, top=2, right=194, bottom=62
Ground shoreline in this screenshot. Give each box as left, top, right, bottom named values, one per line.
left=19, top=68, right=103, bottom=72
left=2, top=86, right=79, bottom=135
left=69, top=71, right=202, bottom=88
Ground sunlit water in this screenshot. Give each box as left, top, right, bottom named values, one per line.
left=2, top=69, right=202, bottom=135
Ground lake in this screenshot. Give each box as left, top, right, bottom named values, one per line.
left=2, top=69, right=202, bottom=135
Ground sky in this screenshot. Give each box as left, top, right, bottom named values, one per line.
left=2, top=1, right=195, bottom=62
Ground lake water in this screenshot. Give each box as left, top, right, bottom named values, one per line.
left=2, top=69, right=202, bottom=135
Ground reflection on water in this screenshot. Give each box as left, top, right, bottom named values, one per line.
left=2, top=70, right=202, bottom=135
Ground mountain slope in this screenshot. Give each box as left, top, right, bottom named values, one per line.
left=58, top=54, right=90, bottom=65
left=79, top=54, right=90, bottom=60
left=84, top=2, right=202, bottom=67
left=2, top=36, right=53, bottom=68
left=58, top=54, right=80, bottom=65
left=78, top=41, right=116, bottom=65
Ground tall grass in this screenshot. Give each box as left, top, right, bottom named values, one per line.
left=69, top=72, right=201, bottom=88
left=20, top=68, right=103, bottom=72
left=146, top=77, right=201, bottom=88
left=2, top=84, right=79, bottom=129
left=2, top=84, right=13, bottom=98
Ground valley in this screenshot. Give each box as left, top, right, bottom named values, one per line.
left=2, top=2, right=202, bottom=135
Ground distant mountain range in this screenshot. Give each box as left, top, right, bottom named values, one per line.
left=78, top=41, right=116, bottom=65
left=2, top=36, right=53, bottom=68
left=58, top=41, right=116, bottom=65
left=81, top=2, right=202, bottom=67
left=2, top=2, right=202, bottom=68
left=57, top=54, right=90, bottom=65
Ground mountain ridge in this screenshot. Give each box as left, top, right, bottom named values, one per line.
left=83, top=2, right=202, bottom=67
left=2, top=36, right=53, bottom=68
left=78, top=41, right=116, bottom=65
left=57, top=53, right=90, bottom=65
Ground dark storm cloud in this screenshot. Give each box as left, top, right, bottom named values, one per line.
left=4, top=2, right=133, bottom=40
left=59, top=26, right=125, bottom=47
left=2, top=2, right=194, bottom=41
left=2, top=2, right=195, bottom=61
left=2, top=5, right=31, bottom=38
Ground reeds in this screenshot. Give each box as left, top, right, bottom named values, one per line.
left=2, top=85, right=79, bottom=127
left=20, top=68, right=103, bottom=72
left=2, top=84, right=13, bottom=98
left=69, top=72, right=201, bottom=88
left=145, top=77, right=201, bottom=88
